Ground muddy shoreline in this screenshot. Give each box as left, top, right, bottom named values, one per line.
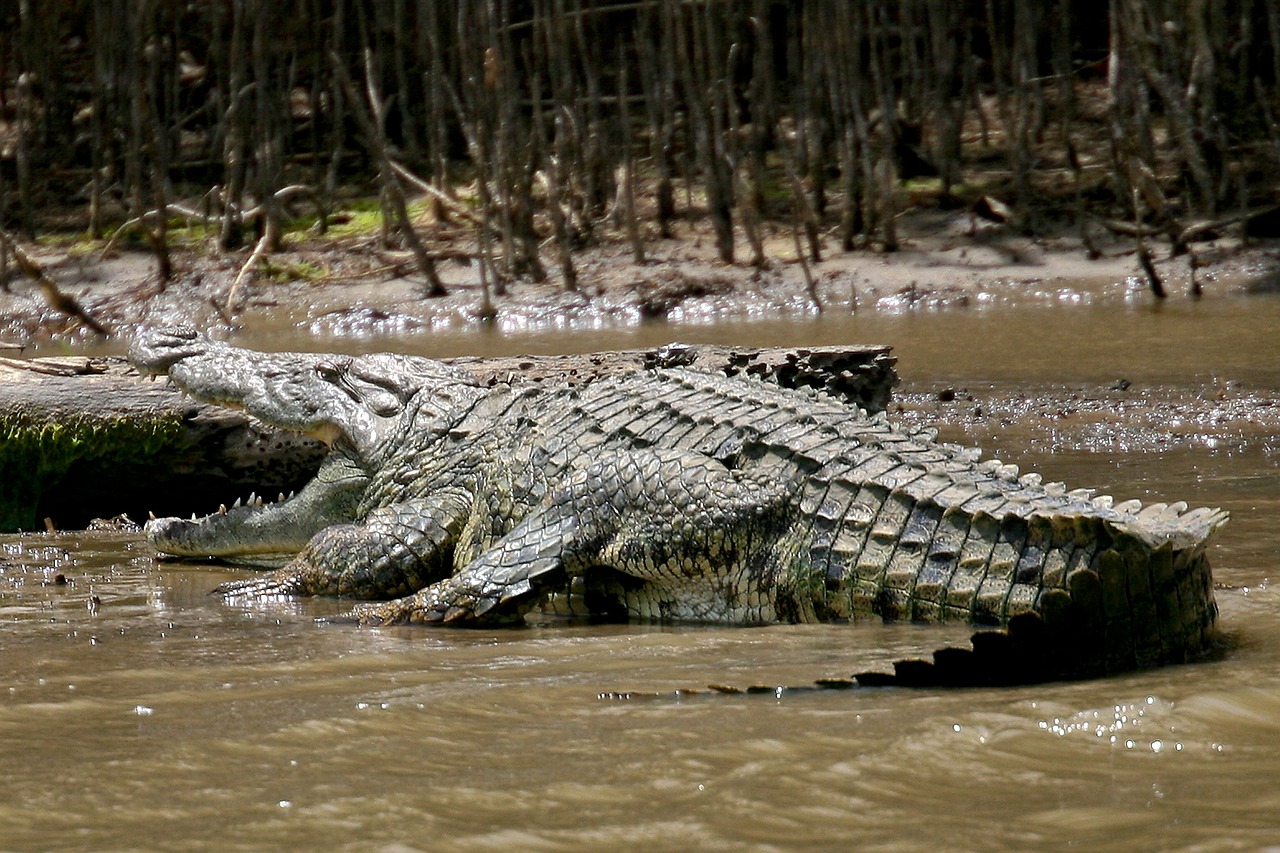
left=4, top=213, right=1280, bottom=353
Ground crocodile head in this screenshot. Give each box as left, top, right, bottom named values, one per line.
left=129, top=327, right=483, bottom=566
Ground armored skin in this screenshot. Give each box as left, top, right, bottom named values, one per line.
left=129, top=328, right=1226, bottom=685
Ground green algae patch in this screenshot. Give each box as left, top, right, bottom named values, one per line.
left=0, top=412, right=186, bottom=532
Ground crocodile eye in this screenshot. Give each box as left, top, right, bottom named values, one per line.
left=315, top=361, right=343, bottom=381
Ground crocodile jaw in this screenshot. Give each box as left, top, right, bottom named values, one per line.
left=145, top=450, right=369, bottom=565
left=146, top=504, right=302, bottom=567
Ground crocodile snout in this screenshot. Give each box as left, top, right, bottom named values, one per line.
left=128, top=326, right=207, bottom=375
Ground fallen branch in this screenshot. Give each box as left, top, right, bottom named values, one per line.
left=223, top=185, right=322, bottom=313
left=98, top=203, right=207, bottom=259
left=388, top=161, right=480, bottom=227
left=0, top=228, right=111, bottom=336
left=1178, top=205, right=1280, bottom=245
left=1100, top=207, right=1280, bottom=246
left=101, top=188, right=320, bottom=262
left=1099, top=218, right=1163, bottom=238
left=224, top=221, right=278, bottom=313
left=1131, top=187, right=1167, bottom=299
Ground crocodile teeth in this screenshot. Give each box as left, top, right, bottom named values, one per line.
left=248, top=492, right=257, bottom=506
left=233, top=497, right=242, bottom=508
left=190, top=513, right=198, bottom=521
left=148, top=511, right=156, bottom=520
left=219, top=504, right=228, bottom=515
left=278, top=493, right=286, bottom=504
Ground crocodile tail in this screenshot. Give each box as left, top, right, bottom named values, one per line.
left=602, top=505, right=1229, bottom=699
left=853, top=503, right=1228, bottom=688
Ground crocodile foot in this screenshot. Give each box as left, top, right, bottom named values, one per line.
left=330, top=576, right=524, bottom=626
left=333, top=599, right=462, bottom=626
left=215, top=567, right=309, bottom=599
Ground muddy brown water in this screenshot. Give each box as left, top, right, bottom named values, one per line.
left=5, top=291, right=1280, bottom=851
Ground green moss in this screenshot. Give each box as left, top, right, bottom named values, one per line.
left=323, top=199, right=387, bottom=239
left=263, top=257, right=329, bottom=283
left=323, top=197, right=439, bottom=240
left=0, top=412, right=186, bottom=532
left=29, top=194, right=450, bottom=264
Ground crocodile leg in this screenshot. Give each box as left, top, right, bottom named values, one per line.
left=217, top=493, right=471, bottom=599
left=343, top=449, right=797, bottom=626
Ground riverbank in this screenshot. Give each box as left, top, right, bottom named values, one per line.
left=4, top=210, right=1279, bottom=353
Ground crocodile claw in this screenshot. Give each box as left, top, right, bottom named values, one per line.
left=317, top=608, right=363, bottom=625
left=443, top=604, right=478, bottom=623
left=328, top=583, right=498, bottom=626
left=215, top=568, right=306, bottom=599
left=332, top=601, right=402, bottom=626
left=333, top=597, right=451, bottom=626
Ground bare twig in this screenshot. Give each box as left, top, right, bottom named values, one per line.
left=225, top=221, right=277, bottom=313
left=783, top=160, right=823, bottom=313
left=0, top=229, right=111, bottom=336
left=388, top=162, right=481, bottom=226
left=1131, top=188, right=1167, bottom=299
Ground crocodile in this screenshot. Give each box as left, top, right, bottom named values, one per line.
left=128, top=327, right=1226, bottom=686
